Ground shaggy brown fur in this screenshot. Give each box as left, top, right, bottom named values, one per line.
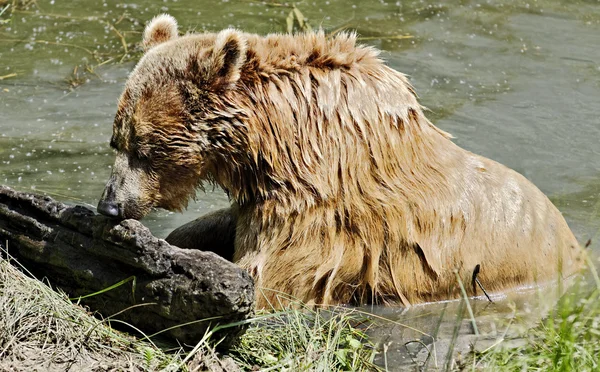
left=98, top=14, right=583, bottom=309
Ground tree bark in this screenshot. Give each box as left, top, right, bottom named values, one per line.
left=0, top=185, right=254, bottom=347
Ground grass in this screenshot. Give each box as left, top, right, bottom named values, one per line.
left=230, top=305, right=378, bottom=371
left=468, top=253, right=600, bottom=371
left=0, top=255, right=183, bottom=371
left=6, top=243, right=600, bottom=372
left=3, top=236, right=600, bottom=371
left=0, top=247, right=380, bottom=371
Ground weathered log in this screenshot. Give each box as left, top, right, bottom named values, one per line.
left=0, top=185, right=254, bottom=347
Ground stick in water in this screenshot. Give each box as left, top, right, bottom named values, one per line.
left=472, top=264, right=493, bottom=303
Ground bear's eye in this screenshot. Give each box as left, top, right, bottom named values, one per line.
left=136, top=149, right=150, bottom=161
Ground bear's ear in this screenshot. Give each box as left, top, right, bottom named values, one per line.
left=211, top=29, right=247, bottom=86
left=143, top=14, right=179, bottom=51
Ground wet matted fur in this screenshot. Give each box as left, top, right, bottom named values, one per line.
left=98, top=14, right=583, bottom=309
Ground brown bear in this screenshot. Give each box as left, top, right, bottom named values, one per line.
left=98, top=14, right=583, bottom=309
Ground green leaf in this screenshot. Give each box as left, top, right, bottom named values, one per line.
left=336, top=349, right=348, bottom=365
left=293, top=6, right=305, bottom=28
left=347, top=336, right=362, bottom=350
left=263, top=353, right=278, bottom=365
left=286, top=10, right=294, bottom=34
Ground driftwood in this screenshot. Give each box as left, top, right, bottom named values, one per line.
left=0, top=185, right=254, bottom=347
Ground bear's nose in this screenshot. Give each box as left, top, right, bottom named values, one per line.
left=97, top=200, right=121, bottom=218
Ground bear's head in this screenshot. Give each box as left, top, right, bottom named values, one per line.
left=97, top=14, right=249, bottom=219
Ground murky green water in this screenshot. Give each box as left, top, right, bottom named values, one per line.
left=1, top=0, right=599, bottom=368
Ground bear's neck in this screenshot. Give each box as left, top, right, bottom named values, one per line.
left=208, top=107, right=462, bottom=216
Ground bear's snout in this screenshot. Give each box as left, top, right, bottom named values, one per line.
left=97, top=151, right=157, bottom=220
left=97, top=181, right=123, bottom=218
left=97, top=199, right=121, bottom=218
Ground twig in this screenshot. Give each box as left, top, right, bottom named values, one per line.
left=404, top=339, right=431, bottom=369
left=100, top=20, right=129, bottom=59
left=0, top=73, right=17, bottom=80
left=472, top=264, right=493, bottom=303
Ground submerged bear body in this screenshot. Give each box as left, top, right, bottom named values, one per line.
left=98, top=14, right=582, bottom=308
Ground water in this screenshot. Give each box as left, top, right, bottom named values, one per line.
left=1, top=0, right=599, bottom=368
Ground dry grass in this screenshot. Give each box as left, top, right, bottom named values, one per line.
left=0, top=249, right=379, bottom=372
left=0, top=255, right=183, bottom=371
